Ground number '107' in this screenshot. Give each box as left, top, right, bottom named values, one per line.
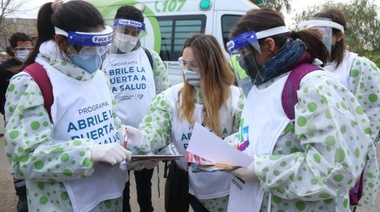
left=154, top=0, right=186, bottom=12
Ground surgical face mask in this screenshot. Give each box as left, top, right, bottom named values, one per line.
left=15, top=50, right=31, bottom=62
left=69, top=51, right=101, bottom=74
left=183, top=70, right=201, bottom=87
left=316, top=27, right=333, bottom=52
left=69, top=45, right=107, bottom=73
left=238, top=54, right=261, bottom=82
left=114, top=32, right=139, bottom=53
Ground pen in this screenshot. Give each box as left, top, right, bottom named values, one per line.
left=123, top=127, right=128, bottom=148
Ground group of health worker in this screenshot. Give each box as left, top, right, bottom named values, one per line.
left=3, top=0, right=379, bottom=212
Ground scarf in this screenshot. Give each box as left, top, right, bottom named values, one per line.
left=256, top=39, right=313, bottom=85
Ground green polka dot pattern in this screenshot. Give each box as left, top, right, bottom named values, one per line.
left=251, top=72, right=377, bottom=211
left=149, top=50, right=172, bottom=94
left=3, top=55, right=125, bottom=211
left=330, top=55, right=380, bottom=209
left=137, top=85, right=245, bottom=210
left=200, top=196, right=229, bottom=212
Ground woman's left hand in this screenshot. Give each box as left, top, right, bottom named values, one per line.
left=229, top=160, right=257, bottom=182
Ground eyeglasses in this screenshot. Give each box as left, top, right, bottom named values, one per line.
left=178, top=57, right=198, bottom=70
left=14, top=47, right=33, bottom=51
left=72, top=44, right=110, bottom=56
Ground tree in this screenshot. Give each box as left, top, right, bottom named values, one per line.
left=0, top=0, right=30, bottom=54
left=293, top=0, right=380, bottom=65
left=250, top=0, right=292, bottom=14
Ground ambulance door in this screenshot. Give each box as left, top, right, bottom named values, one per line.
left=214, top=11, right=246, bottom=60
left=156, top=14, right=207, bottom=85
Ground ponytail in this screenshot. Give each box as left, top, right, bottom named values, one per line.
left=13, top=1, right=105, bottom=73
left=290, top=29, right=330, bottom=65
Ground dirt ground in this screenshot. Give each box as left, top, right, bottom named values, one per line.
left=0, top=115, right=379, bottom=212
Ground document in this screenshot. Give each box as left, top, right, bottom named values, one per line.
left=186, top=122, right=253, bottom=167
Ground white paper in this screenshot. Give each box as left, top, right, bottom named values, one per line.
left=186, top=122, right=253, bottom=167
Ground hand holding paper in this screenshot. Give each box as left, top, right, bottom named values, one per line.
left=229, top=160, right=257, bottom=182
left=186, top=122, right=253, bottom=168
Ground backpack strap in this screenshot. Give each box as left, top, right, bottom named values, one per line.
left=281, top=63, right=321, bottom=120
left=143, top=47, right=154, bottom=69
left=24, top=63, right=53, bottom=121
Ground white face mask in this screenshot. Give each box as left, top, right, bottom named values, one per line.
left=183, top=69, right=201, bottom=87
left=16, top=50, right=31, bottom=62
left=114, top=32, right=139, bottom=53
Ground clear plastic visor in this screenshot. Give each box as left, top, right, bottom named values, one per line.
left=298, top=19, right=343, bottom=52
left=227, top=31, right=261, bottom=96
left=72, top=45, right=110, bottom=58
left=55, top=25, right=113, bottom=57
left=113, top=18, right=145, bottom=37
left=226, top=26, right=289, bottom=96
left=298, top=19, right=344, bottom=32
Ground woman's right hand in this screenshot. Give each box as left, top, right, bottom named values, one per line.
left=118, top=125, right=145, bottom=147
left=229, top=160, right=257, bottom=182
left=91, top=143, right=132, bottom=165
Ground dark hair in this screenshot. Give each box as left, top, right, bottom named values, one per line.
left=20, top=0, right=105, bottom=72
left=6, top=46, right=14, bottom=57
left=9, top=32, right=33, bottom=48
left=115, top=5, right=144, bottom=22
left=230, top=8, right=330, bottom=64
left=314, top=8, right=347, bottom=68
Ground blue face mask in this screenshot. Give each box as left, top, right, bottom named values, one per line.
left=183, top=70, right=201, bottom=87
left=70, top=53, right=101, bottom=74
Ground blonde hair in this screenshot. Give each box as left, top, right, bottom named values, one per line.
left=178, top=34, right=235, bottom=136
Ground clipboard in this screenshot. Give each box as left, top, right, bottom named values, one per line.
left=131, top=155, right=184, bottom=161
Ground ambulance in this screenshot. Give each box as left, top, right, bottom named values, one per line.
left=88, top=0, right=259, bottom=85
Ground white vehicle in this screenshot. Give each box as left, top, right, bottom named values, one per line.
left=88, top=0, right=258, bottom=85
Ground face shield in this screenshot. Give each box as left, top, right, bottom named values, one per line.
left=112, top=18, right=145, bottom=53
left=55, top=25, right=113, bottom=73
left=298, top=19, right=344, bottom=52
left=226, top=26, right=289, bottom=96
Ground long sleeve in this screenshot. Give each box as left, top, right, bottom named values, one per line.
left=150, top=50, right=171, bottom=94
left=348, top=56, right=380, bottom=143
left=232, top=90, right=245, bottom=133
left=137, top=92, right=173, bottom=153
left=254, top=73, right=371, bottom=202
left=4, top=73, right=97, bottom=182
left=347, top=56, right=380, bottom=210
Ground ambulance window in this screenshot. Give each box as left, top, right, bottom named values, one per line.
left=157, top=15, right=206, bottom=61
left=221, top=15, right=242, bottom=51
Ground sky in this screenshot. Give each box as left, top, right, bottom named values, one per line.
left=5, top=0, right=380, bottom=20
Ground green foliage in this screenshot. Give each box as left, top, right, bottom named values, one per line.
left=364, top=52, right=380, bottom=67
left=249, top=0, right=292, bottom=13
left=293, top=0, right=380, bottom=63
